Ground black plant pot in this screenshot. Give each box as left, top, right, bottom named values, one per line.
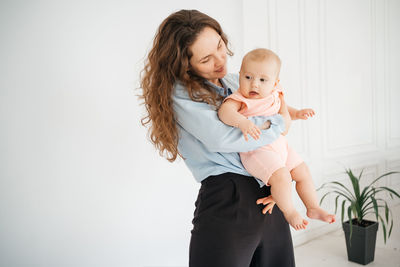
left=342, top=219, right=379, bottom=265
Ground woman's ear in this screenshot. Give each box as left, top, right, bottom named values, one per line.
left=186, top=63, right=192, bottom=73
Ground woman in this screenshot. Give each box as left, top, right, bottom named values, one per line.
left=140, top=9, right=295, bottom=267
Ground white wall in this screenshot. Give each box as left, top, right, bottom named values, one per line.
left=243, top=0, right=400, bottom=245
left=0, top=1, right=243, bottom=267
left=0, top=0, right=399, bottom=266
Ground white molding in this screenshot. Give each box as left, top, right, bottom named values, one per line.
left=293, top=222, right=341, bottom=247
left=242, top=0, right=269, bottom=53
left=320, top=0, right=329, bottom=159
left=267, top=0, right=278, bottom=52
left=384, top=0, right=400, bottom=149
left=385, top=158, right=400, bottom=186
left=385, top=159, right=400, bottom=205
left=298, top=0, right=310, bottom=157
left=320, top=0, right=379, bottom=159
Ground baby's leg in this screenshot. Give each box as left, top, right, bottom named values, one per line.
left=268, top=167, right=308, bottom=230
left=290, top=163, right=335, bottom=223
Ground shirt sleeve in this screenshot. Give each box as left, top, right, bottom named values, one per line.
left=172, top=85, right=285, bottom=153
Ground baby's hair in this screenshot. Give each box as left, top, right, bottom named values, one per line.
left=241, top=48, right=281, bottom=76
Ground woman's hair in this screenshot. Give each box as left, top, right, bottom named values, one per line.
left=140, top=9, right=233, bottom=162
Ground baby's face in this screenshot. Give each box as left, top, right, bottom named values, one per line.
left=239, top=59, right=279, bottom=99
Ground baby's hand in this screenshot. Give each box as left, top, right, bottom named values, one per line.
left=296, top=108, right=315, bottom=120
left=238, top=119, right=261, bottom=141
left=260, top=120, right=271, bottom=130
left=256, top=195, right=276, bottom=214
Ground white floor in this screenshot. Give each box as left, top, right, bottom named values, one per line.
left=295, top=204, right=400, bottom=267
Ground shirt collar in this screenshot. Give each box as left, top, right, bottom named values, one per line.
left=204, top=78, right=233, bottom=97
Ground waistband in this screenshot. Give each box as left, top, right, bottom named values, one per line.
left=201, top=172, right=253, bottom=185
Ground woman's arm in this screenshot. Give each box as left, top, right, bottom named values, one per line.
left=173, top=86, right=284, bottom=153
left=218, top=99, right=261, bottom=141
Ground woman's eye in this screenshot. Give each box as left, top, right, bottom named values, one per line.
left=201, top=59, right=209, bottom=64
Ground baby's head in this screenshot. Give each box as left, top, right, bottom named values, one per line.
left=239, top=48, right=281, bottom=99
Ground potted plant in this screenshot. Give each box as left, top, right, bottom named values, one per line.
left=318, top=168, right=400, bottom=265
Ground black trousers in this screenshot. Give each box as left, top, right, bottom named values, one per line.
left=189, top=172, right=295, bottom=267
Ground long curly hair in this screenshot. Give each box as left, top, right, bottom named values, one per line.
left=140, top=9, right=233, bottom=162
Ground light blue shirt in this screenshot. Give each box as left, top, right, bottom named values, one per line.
left=172, top=73, right=285, bottom=186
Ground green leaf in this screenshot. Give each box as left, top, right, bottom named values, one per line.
left=332, top=190, right=353, bottom=202
left=320, top=185, right=354, bottom=202
left=341, top=200, right=346, bottom=223
left=360, top=185, right=373, bottom=201
left=334, top=195, right=340, bottom=214
left=378, top=187, right=400, bottom=199
left=385, top=202, right=389, bottom=223
left=329, top=181, right=355, bottom=199
left=347, top=169, right=361, bottom=200
left=362, top=187, right=377, bottom=202
left=361, top=200, right=373, bottom=214
left=363, top=204, right=386, bottom=213
left=316, top=183, right=327, bottom=191
left=368, top=171, right=399, bottom=188
left=320, top=168, right=399, bottom=244
left=371, top=196, right=379, bottom=221
left=358, top=169, right=364, bottom=181
left=348, top=205, right=353, bottom=244
left=318, top=188, right=352, bottom=205
left=378, top=215, right=387, bottom=244
left=319, top=191, right=331, bottom=206
left=351, top=204, right=360, bottom=222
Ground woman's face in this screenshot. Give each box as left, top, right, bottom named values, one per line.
left=189, top=27, right=227, bottom=85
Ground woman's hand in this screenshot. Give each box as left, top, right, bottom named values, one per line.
left=238, top=119, right=261, bottom=141
left=256, top=195, right=276, bottom=214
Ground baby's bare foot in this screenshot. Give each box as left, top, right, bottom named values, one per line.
left=307, top=207, right=336, bottom=223
left=284, top=210, right=308, bottom=230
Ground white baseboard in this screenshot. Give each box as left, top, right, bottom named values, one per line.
left=293, top=222, right=342, bottom=247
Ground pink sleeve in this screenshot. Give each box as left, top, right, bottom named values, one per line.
left=224, top=92, right=249, bottom=110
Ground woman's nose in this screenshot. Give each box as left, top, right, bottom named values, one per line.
left=215, top=52, right=226, bottom=66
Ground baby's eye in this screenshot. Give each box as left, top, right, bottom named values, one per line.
left=260, top=78, right=267, bottom=82
left=245, top=75, right=252, bottom=80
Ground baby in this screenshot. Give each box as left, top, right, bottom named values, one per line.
left=218, top=48, right=335, bottom=230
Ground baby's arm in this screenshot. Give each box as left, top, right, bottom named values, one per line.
left=173, top=85, right=284, bottom=153
left=288, top=106, right=315, bottom=120
left=218, top=99, right=261, bottom=141
left=278, top=94, right=291, bottom=136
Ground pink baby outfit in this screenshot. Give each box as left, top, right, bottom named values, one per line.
left=225, top=88, right=303, bottom=185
